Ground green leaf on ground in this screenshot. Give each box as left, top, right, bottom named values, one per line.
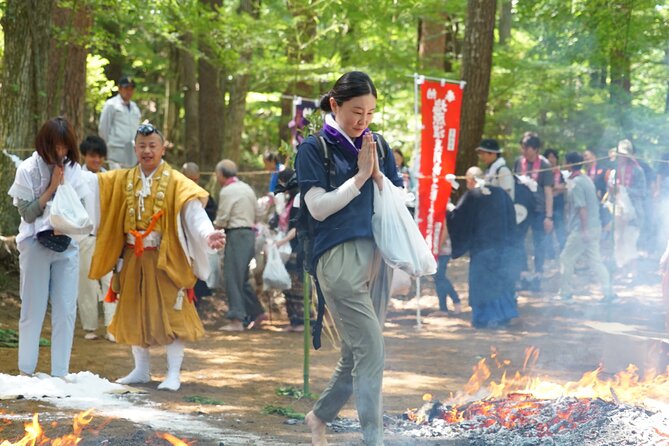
left=275, top=385, right=316, bottom=400
left=183, top=395, right=225, bottom=405
left=262, top=404, right=305, bottom=420
left=0, top=328, right=50, bottom=348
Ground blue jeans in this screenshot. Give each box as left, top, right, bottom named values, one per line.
left=433, top=255, right=460, bottom=311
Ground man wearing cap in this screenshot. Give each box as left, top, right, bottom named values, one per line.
left=99, top=76, right=141, bottom=168
left=476, top=138, right=514, bottom=200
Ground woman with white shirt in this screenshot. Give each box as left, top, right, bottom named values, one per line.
left=8, top=117, right=86, bottom=377
left=295, top=71, right=403, bottom=446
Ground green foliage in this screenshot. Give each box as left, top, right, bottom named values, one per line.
left=262, top=404, right=305, bottom=420
left=275, top=385, right=317, bottom=400
left=0, top=328, right=50, bottom=348
left=183, top=395, right=225, bottom=405
left=0, top=153, right=20, bottom=236
left=86, top=54, right=115, bottom=119
left=3, top=0, right=669, bottom=172
left=486, top=0, right=669, bottom=164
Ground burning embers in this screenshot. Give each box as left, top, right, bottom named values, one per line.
left=0, top=409, right=193, bottom=446
left=0, top=409, right=93, bottom=446
left=402, top=347, right=669, bottom=445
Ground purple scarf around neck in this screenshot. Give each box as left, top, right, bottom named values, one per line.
left=322, top=116, right=371, bottom=158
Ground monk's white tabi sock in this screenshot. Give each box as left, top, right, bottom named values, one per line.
left=116, top=345, right=151, bottom=384
left=158, top=339, right=184, bottom=391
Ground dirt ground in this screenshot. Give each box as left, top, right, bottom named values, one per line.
left=0, top=255, right=668, bottom=445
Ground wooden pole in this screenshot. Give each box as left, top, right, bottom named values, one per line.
left=303, top=271, right=311, bottom=395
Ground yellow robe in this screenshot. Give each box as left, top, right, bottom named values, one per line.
left=90, top=163, right=208, bottom=347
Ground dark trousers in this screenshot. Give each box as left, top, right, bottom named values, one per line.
left=433, top=255, right=460, bottom=311
left=518, top=211, right=547, bottom=274
left=223, top=228, right=264, bottom=321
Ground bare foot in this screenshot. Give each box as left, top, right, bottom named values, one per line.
left=221, top=319, right=245, bottom=332
left=305, top=411, right=328, bottom=446
left=427, top=310, right=449, bottom=318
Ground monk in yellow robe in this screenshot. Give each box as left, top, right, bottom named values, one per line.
left=88, top=124, right=225, bottom=391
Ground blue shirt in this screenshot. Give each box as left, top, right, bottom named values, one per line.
left=295, top=131, right=403, bottom=267
left=268, top=163, right=284, bottom=193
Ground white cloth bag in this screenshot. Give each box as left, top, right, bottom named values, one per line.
left=262, top=243, right=292, bottom=291
left=372, top=177, right=437, bottom=277
left=50, top=181, right=93, bottom=241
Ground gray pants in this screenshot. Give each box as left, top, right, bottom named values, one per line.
left=223, top=228, right=263, bottom=321
left=313, top=239, right=391, bottom=446
left=559, top=227, right=612, bottom=297
left=18, top=237, right=79, bottom=377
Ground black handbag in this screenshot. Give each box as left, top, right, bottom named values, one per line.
left=36, top=230, right=71, bottom=252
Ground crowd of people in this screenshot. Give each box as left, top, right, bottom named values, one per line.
left=6, top=71, right=669, bottom=446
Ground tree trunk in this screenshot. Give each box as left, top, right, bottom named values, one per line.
left=221, top=0, right=260, bottom=163
left=0, top=0, right=54, bottom=150
left=418, top=16, right=448, bottom=72
left=608, top=0, right=632, bottom=117
left=47, top=1, right=92, bottom=141
left=198, top=0, right=224, bottom=170
left=178, top=33, right=200, bottom=159
left=223, top=75, right=250, bottom=164
left=445, top=15, right=460, bottom=70
left=163, top=44, right=181, bottom=158
left=457, top=0, right=497, bottom=174
left=498, top=0, right=512, bottom=45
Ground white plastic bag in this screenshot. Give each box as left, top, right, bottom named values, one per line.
left=262, top=243, right=292, bottom=290
left=390, top=268, right=411, bottom=297
left=274, top=231, right=293, bottom=263
left=372, top=177, right=437, bottom=277
left=206, top=252, right=222, bottom=289
left=50, top=181, right=93, bottom=241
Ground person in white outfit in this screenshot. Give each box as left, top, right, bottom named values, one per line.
left=98, top=76, right=141, bottom=169
left=8, top=117, right=88, bottom=377
left=77, top=135, right=116, bottom=341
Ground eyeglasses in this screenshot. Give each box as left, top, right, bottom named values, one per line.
left=136, top=124, right=162, bottom=137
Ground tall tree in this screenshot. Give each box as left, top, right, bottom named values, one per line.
left=0, top=0, right=55, bottom=150
left=178, top=32, right=200, bottom=158
left=418, top=15, right=448, bottom=72
left=498, top=0, right=512, bottom=45
left=47, top=1, right=92, bottom=140
left=457, top=0, right=496, bottom=172
left=198, top=0, right=225, bottom=169
left=608, top=0, right=633, bottom=115
left=221, top=0, right=261, bottom=163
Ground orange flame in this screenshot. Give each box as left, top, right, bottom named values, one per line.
left=1, top=410, right=193, bottom=445
left=454, top=350, right=669, bottom=405
left=157, top=432, right=193, bottom=445
left=408, top=348, right=669, bottom=436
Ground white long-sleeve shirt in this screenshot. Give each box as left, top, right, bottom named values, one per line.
left=98, top=95, right=141, bottom=167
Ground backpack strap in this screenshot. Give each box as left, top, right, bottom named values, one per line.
left=374, top=132, right=388, bottom=162
left=317, top=134, right=335, bottom=191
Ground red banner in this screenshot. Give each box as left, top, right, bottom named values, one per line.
left=417, top=80, right=464, bottom=253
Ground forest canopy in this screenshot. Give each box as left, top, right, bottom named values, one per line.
left=0, top=0, right=668, bottom=173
